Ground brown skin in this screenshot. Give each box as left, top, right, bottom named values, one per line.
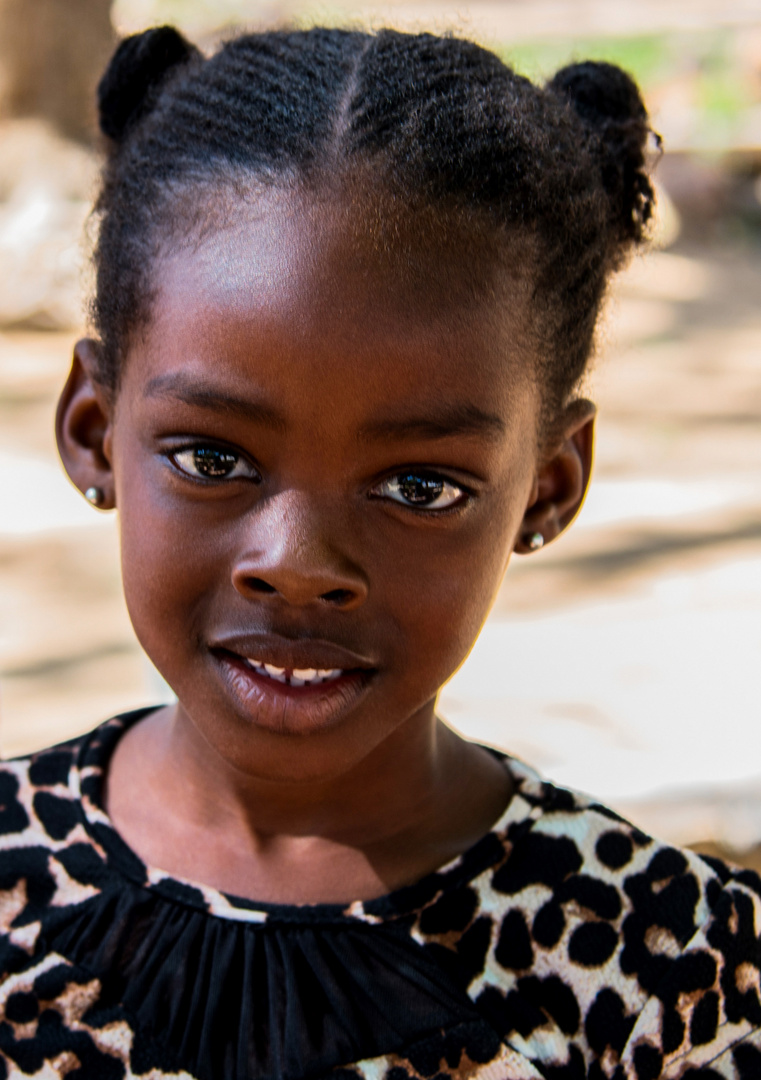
left=56, top=184, right=595, bottom=904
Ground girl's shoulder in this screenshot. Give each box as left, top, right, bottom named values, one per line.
left=356, top=753, right=761, bottom=1078
left=0, top=710, right=145, bottom=856
left=0, top=712, right=145, bottom=920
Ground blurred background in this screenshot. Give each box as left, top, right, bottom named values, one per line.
left=1, top=0, right=761, bottom=864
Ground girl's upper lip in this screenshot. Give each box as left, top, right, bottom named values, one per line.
left=211, top=633, right=376, bottom=672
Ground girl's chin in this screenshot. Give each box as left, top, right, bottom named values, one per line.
left=214, top=651, right=376, bottom=736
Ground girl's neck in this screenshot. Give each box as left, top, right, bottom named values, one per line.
left=103, top=705, right=513, bottom=904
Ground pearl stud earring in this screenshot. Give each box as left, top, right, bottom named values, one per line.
left=85, top=486, right=105, bottom=507
left=527, top=532, right=544, bottom=551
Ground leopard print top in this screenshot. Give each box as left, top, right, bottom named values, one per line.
left=0, top=709, right=760, bottom=1079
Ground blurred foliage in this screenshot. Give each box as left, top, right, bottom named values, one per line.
left=501, top=29, right=760, bottom=152
left=502, top=33, right=672, bottom=87
left=503, top=30, right=752, bottom=114
left=696, top=36, right=753, bottom=122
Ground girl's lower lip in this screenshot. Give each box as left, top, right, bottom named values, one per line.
left=215, top=651, right=374, bottom=734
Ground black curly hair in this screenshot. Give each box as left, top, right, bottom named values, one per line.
left=92, top=25, right=656, bottom=420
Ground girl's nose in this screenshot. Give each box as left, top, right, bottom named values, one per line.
left=230, top=491, right=369, bottom=610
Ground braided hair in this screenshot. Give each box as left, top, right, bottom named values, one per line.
left=93, top=26, right=656, bottom=420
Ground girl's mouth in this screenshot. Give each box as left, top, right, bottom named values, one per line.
left=212, top=646, right=376, bottom=734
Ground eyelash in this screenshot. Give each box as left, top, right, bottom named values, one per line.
left=166, top=444, right=470, bottom=513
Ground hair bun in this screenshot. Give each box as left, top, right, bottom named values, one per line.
left=548, top=60, right=656, bottom=244
left=98, top=26, right=199, bottom=142
left=549, top=61, right=646, bottom=129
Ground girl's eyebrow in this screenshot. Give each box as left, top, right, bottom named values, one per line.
left=143, top=374, right=505, bottom=442
left=358, top=405, right=506, bottom=443
left=143, top=373, right=287, bottom=431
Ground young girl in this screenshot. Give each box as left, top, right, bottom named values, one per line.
left=0, top=24, right=759, bottom=1080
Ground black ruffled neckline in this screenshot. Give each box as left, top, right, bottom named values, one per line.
left=28, top=709, right=551, bottom=1080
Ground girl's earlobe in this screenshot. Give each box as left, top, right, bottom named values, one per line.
left=514, top=400, right=596, bottom=554
left=56, top=339, right=116, bottom=510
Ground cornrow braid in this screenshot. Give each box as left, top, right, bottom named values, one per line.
left=93, top=26, right=656, bottom=418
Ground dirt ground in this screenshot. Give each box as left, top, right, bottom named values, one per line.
left=1, top=230, right=761, bottom=866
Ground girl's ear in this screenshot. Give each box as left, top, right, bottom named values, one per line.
left=514, top=399, right=596, bottom=554
left=56, top=339, right=116, bottom=509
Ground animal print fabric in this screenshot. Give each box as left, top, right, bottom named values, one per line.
left=0, top=710, right=760, bottom=1079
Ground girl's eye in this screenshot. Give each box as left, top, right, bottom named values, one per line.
left=170, top=446, right=258, bottom=482
left=372, top=471, right=466, bottom=510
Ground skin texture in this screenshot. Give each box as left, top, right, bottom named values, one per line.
left=56, top=183, right=595, bottom=904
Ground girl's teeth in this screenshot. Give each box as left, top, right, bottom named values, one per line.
left=245, top=659, right=344, bottom=685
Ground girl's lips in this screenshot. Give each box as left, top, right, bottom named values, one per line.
left=214, top=649, right=375, bottom=734
left=210, top=633, right=375, bottom=674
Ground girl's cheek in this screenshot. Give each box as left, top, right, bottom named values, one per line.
left=380, top=518, right=513, bottom=665
left=115, top=481, right=220, bottom=659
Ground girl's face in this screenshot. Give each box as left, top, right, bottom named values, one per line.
left=60, top=185, right=593, bottom=782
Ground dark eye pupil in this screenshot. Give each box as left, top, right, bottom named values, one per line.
left=398, top=473, right=443, bottom=504
left=194, top=448, right=238, bottom=477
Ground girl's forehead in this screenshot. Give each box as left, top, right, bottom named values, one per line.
left=136, top=183, right=540, bottom=414
left=157, top=181, right=532, bottom=328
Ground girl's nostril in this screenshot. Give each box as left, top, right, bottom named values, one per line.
left=322, top=589, right=353, bottom=606
left=250, top=578, right=277, bottom=594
